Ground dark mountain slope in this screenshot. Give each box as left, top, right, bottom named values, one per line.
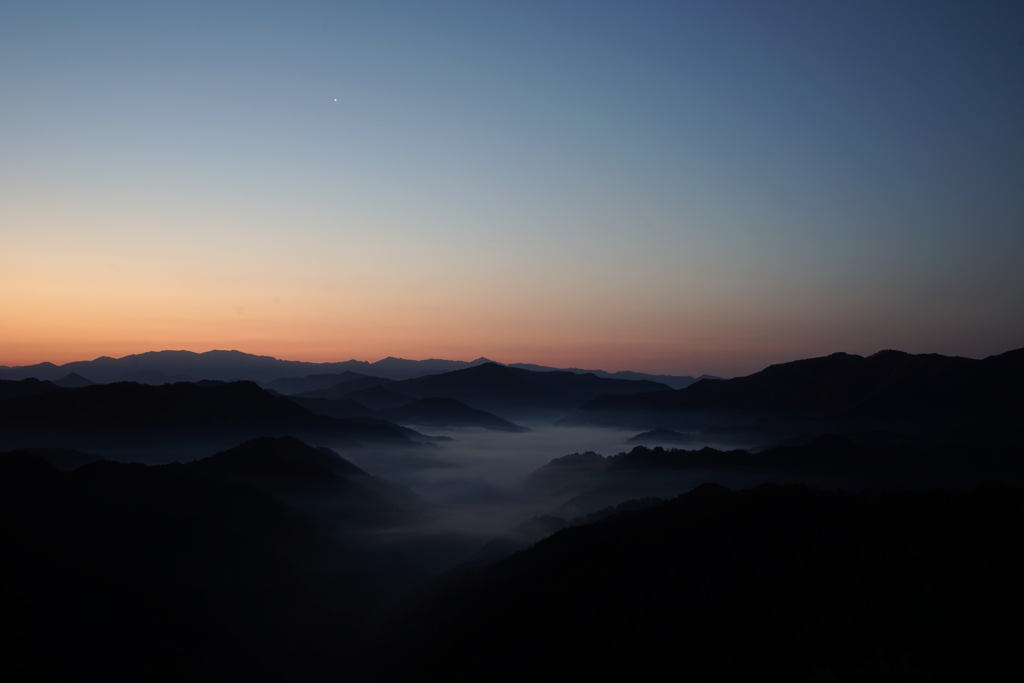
left=508, top=363, right=708, bottom=389
left=0, top=380, right=434, bottom=454
left=53, top=371, right=94, bottom=388
left=528, top=433, right=1024, bottom=501
left=0, top=378, right=60, bottom=400
left=66, top=349, right=370, bottom=383
left=0, top=349, right=704, bottom=387
left=370, top=355, right=494, bottom=379
left=381, top=397, right=529, bottom=432
left=0, top=350, right=492, bottom=384
left=576, top=347, right=1024, bottom=432
left=193, top=437, right=419, bottom=527
left=376, top=483, right=1024, bottom=682
left=394, top=362, right=669, bottom=417
left=294, top=393, right=527, bottom=432
left=265, top=371, right=378, bottom=395
left=296, top=362, right=665, bottom=424
left=0, top=447, right=402, bottom=682
left=298, top=376, right=405, bottom=402
left=0, top=361, right=60, bottom=381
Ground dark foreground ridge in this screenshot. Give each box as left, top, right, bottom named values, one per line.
left=4, top=434, right=1024, bottom=682
left=0, top=437, right=428, bottom=682
left=374, top=483, right=1024, bottom=682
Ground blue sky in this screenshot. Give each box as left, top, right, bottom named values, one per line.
left=2, top=0, right=1022, bottom=375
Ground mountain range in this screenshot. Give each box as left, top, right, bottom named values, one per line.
left=4, top=345, right=1024, bottom=682
left=571, top=347, right=1024, bottom=436
left=525, top=433, right=1024, bottom=513
left=298, top=362, right=671, bottom=418
left=0, top=360, right=675, bottom=449
left=0, top=349, right=705, bottom=387
left=0, top=379, right=437, bottom=456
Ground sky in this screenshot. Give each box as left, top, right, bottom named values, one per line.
left=2, top=0, right=1022, bottom=377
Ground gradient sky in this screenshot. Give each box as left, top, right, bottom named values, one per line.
left=2, top=0, right=1022, bottom=376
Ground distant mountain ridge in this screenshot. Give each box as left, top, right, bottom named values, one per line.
left=507, top=363, right=713, bottom=389
left=0, top=349, right=703, bottom=387
left=572, top=347, right=1024, bottom=434
left=299, top=362, right=672, bottom=418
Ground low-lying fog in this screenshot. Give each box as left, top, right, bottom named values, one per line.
left=349, top=424, right=633, bottom=489
left=61, top=423, right=766, bottom=574
left=334, top=424, right=758, bottom=543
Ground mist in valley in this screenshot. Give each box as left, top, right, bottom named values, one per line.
left=325, top=423, right=763, bottom=569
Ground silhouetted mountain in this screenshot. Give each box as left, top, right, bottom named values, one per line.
left=297, top=375, right=405, bottom=402
left=0, top=361, right=60, bottom=381
left=469, top=514, right=569, bottom=566
left=381, top=397, right=529, bottom=432
left=293, top=392, right=526, bottom=432
left=572, top=347, right=1024, bottom=436
left=53, top=371, right=94, bottom=388
left=388, top=363, right=670, bottom=418
left=470, top=498, right=669, bottom=567
left=193, top=437, right=419, bottom=528
left=0, top=380, right=436, bottom=456
left=526, top=433, right=1024, bottom=511
left=0, top=349, right=708, bottom=388
left=524, top=446, right=740, bottom=513
left=0, top=438, right=430, bottom=682
left=507, top=363, right=712, bottom=389
left=0, top=350, right=495, bottom=384
left=376, top=483, right=1024, bottom=682
left=0, top=378, right=59, bottom=400
left=300, top=362, right=672, bottom=420
left=266, top=371, right=377, bottom=395
left=0, top=349, right=357, bottom=383
left=370, top=355, right=495, bottom=379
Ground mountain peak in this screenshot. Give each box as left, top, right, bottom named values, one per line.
left=200, top=436, right=366, bottom=479
left=54, top=372, right=94, bottom=388
left=459, top=362, right=521, bottom=375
